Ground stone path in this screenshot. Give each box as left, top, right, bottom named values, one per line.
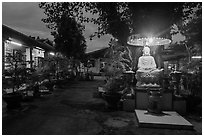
left=2, top=76, right=201, bottom=135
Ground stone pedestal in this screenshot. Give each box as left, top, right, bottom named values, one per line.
left=135, top=88, right=149, bottom=109
left=136, top=70, right=162, bottom=86
left=135, top=88, right=173, bottom=111
left=135, top=109, right=193, bottom=129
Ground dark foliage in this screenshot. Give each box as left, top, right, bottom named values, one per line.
left=39, top=2, right=200, bottom=45
left=178, top=3, right=202, bottom=55
left=53, top=15, right=86, bottom=59
left=39, top=3, right=87, bottom=59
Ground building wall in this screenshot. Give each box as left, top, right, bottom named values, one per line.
left=89, top=59, right=101, bottom=74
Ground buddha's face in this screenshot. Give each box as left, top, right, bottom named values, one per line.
left=143, top=47, right=150, bottom=55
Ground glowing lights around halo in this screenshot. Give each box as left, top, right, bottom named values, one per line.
left=148, top=37, right=153, bottom=43
left=127, top=34, right=171, bottom=46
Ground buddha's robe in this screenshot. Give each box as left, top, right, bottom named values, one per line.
left=136, top=55, right=162, bottom=86
left=137, top=55, right=157, bottom=72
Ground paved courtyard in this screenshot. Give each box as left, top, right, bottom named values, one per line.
left=2, top=76, right=201, bottom=135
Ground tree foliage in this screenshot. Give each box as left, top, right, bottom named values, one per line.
left=39, top=2, right=87, bottom=59
left=53, top=15, right=86, bottom=59
left=84, top=2, right=185, bottom=43
left=177, top=2, right=202, bottom=56
left=39, top=2, right=201, bottom=55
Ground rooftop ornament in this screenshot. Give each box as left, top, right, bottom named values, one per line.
left=127, top=34, right=171, bottom=46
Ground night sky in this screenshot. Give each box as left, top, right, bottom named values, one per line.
left=2, top=2, right=184, bottom=52
left=2, top=2, right=111, bottom=52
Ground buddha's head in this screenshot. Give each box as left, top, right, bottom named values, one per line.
left=143, top=46, right=150, bottom=56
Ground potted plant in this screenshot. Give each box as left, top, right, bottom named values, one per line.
left=3, top=51, right=26, bottom=109
left=102, top=40, right=133, bottom=110
left=102, top=75, right=126, bottom=109
left=3, top=71, right=22, bottom=109
left=21, top=68, right=42, bottom=99
left=45, top=53, right=71, bottom=89
left=33, top=66, right=54, bottom=96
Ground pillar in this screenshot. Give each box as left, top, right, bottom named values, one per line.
left=95, top=59, right=100, bottom=73
left=2, top=37, right=9, bottom=72
left=2, top=39, right=5, bottom=73
left=26, top=47, right=33, bottom=68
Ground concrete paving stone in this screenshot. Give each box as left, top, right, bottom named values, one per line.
left=103, top=117, right=130, bottom=128
left=2, top=77, right=201, bottom=135
left=135, top=109, right=193, bottom=129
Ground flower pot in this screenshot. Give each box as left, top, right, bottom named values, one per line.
left=102, top=92, right=122, bottom=110
left=3, top=92, right=22, bottom=109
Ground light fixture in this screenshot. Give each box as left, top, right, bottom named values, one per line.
left=148, top=37, right=153, bottom=43
left=192, top=56, right=202, bottom=59
left=6, top=40, right=22, bottom=46
left=49, top=52, right=55, bottom=56
left=127, top=34, right=171, bottom=46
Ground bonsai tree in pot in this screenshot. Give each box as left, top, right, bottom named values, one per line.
left=102, top=74, right=126, bottom=109
left=102, top=40, right=133, bottom=110
left=20, top=68, right=36, bottom=101
left=33, top=58, right=56, bottom=96
left=45, top=53, right=71, bottom=89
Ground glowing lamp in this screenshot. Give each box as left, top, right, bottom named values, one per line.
left=192, top=56, right=202, bottom=59
left=149, top=37, right=153, bottom=43
left=49, top=52, right=55, bottom=56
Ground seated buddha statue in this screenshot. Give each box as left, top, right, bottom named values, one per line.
left=136, top=46, right=163, bottom=87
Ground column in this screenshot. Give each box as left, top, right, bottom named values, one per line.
left=2, top=39, right=5, bottom=73
left=30, top=47, right=33, bottom=68
left=26, top=47, right=33, bottom=68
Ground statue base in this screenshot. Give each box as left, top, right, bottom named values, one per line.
left=136, top=69, right=163, bottom=88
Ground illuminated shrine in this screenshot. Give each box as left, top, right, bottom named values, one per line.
left=127, top=35, right=171, bottom=88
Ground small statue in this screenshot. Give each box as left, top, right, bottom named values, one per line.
left=137, top=46, right=157, bottom=72
left=136, top=46, right=163, bottom=87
